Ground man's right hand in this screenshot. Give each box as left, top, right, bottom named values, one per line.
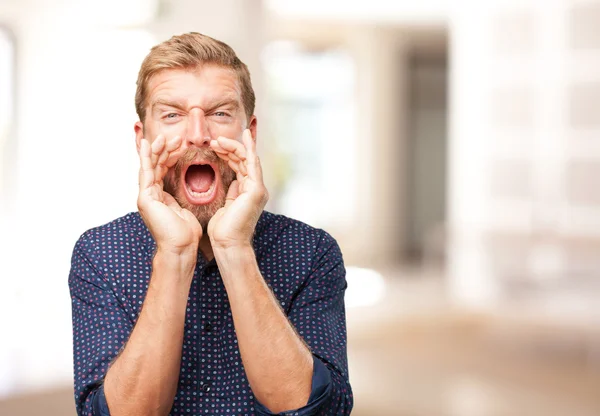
left=137, top=134, right=202, bottom=256
left=104, top=134, right=199, bottom=415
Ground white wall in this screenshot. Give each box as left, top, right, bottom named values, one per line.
left=0, top=0, right=265, bottom=396
left=448, top=0, right=600, bottom=309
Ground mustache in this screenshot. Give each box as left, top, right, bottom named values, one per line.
left=165, top=147, right=231, bottom=192
left=171, top=147, right=232, bottom=179
left=176, top=147, right=220, bottom=167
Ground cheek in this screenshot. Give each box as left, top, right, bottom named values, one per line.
left=148, top=119, right=184, bottom=140
left=207, top=120, right=243, bottom=139
left=164, top=169, right=180, bottom=188
left=159, top=123, right=185, bottom=137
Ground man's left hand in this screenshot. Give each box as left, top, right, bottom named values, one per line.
left=208, top=129, right=269, bottom=250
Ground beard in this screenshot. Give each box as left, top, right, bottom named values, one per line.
left=163, top=147, right=236, bottom=232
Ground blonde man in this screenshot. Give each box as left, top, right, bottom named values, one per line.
left=69, top=33, right=353, bottom=415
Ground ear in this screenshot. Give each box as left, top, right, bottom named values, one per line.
left=134, top=121, right=144, bottom=153
left=248, top=116, right=257, bottom=141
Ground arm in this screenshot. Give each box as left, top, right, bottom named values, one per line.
left=214, top=245, right=313, bottom=413
left=208, top=131, right=352, bottom=414
left=102, top=250, right=195, bottom=416
left=102, top=135, right=201, bottom=415
left=69, top=237, right=133, bottom=416
left=285, top=232, right=353, bottom=415
left=70, top=134, right=202, bottom=415
left=215, top=232, right=353, bottom=415
left=69, top=241, right=195, bottom=416
left=210, top=131, right=312, bottom=412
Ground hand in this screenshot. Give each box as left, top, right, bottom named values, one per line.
left=208, top=129, right=269, bottom=250
left=137, top=134, right=202, bottom=255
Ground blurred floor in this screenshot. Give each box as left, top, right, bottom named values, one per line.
left=347, top=267, right=600, bottom=416
left=1, top=268, right=600, bottom=416
left=0, top=386, right=74, bottom=416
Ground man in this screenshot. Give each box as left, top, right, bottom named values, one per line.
left=69, top=32, right=353, bottom=416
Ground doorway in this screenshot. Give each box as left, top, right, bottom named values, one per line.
left=404, top=34, right=448, bottom=265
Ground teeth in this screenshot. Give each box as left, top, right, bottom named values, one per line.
left=187, top=179, right=215, bottom=198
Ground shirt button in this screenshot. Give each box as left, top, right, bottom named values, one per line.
left=201, top=382, right=211, bottom=393
left=204, top=322, right=212, bottom=332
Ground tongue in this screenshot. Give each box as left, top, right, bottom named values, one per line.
left=186, top=165, right=214, bottom=193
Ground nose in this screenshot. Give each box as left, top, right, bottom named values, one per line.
left=185, top=109, right=211, bottom=148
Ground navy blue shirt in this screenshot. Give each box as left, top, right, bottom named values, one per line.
left=69, top=211, right=353, bottom=415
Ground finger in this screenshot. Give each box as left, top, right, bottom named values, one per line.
left=209, top=140, right=237, bottom=160
left=165, top=136, right=185, bottom=168
left=236, top=168, right=246, bottom=194
left=213, top=150, right=233, bottom=166
left=151, top=134, right=165, bottom=168
left=243, top=129, right=263, bottom=182
left=156, top=144, right=170, bottom=173
left=210, top=140, right=242, bottom=162
left=224, top=180, right=239, bottom=208
left=216, top=136, right=247, bottom=161
left=224, top=151, right=241, bottom=163
left=156, top=136, right=180, bottom=179
left=213, top=150, right=233, bottom=161
left=139, top=139, right=154, bottom=191
left=165, top=135, right=181, bottom=152
left=227, top=159, right=247, bottom=182
left=239, top=159, right=248, bottom=176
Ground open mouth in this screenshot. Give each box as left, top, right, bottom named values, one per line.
left=182, top=163, right=218, bottom=205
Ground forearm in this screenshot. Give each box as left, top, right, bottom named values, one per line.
left=214, top=245, right=313, bottom=413
left=103, top=250, right=196, bottom=416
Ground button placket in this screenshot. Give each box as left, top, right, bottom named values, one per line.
left=198, top=266, right=213, bottom=397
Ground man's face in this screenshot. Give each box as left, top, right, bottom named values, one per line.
left=135, top=65, right=256, bottom=231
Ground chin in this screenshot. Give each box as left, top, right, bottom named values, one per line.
left=172, top=187, right=226, bottom=231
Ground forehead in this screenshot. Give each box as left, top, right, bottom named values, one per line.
left=147, top=65, right=242, bottom=107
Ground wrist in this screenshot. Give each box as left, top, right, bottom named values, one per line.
left=153, top=248, right=197, bottom=280
left=156, top=242, right=198, bottom=258
left=213, top=244, right=255, bottom=272
left=209, top=235, right=253, bottom=252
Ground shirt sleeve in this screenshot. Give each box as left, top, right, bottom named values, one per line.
left=69, top=233, right=133, bottom=416
left=93, top=385, right=111, bottom=416
left=255, top=230, right=353, bottom=415
left=253, top=355, right=332, bottom=416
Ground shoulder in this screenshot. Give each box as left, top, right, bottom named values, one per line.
left=73, top=212, right=151, bottom=258
left=255, top=210, right=328, bottom=243
left=254, top=211, right=342, bottom=265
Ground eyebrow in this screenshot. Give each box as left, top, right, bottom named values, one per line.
left=207, top=97, right=240, bottom=112
left=151, top=98, right=187, bottom=112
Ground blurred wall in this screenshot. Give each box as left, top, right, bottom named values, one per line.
left=448, top=1, right=600, bottom=313
left=406, top=43, right=447, bottom=261
left=269, top=21, right=411, bottom=266
left=0, top=0, right=265, bottom=397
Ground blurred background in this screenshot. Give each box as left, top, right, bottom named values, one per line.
left=1, top=0, right=600, bottom=415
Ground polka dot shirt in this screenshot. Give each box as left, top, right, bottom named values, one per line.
left=69, top=211, right=353, bottom=415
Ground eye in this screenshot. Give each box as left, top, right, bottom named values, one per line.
left=214, top=111, right=229, bottom=117
left=166, top=113, right=179, bottom=119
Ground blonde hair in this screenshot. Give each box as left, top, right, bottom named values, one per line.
left=135, top=32, right=255, bottom=122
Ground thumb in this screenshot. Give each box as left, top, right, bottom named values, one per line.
left=224, top=180, right=239, bottom=208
